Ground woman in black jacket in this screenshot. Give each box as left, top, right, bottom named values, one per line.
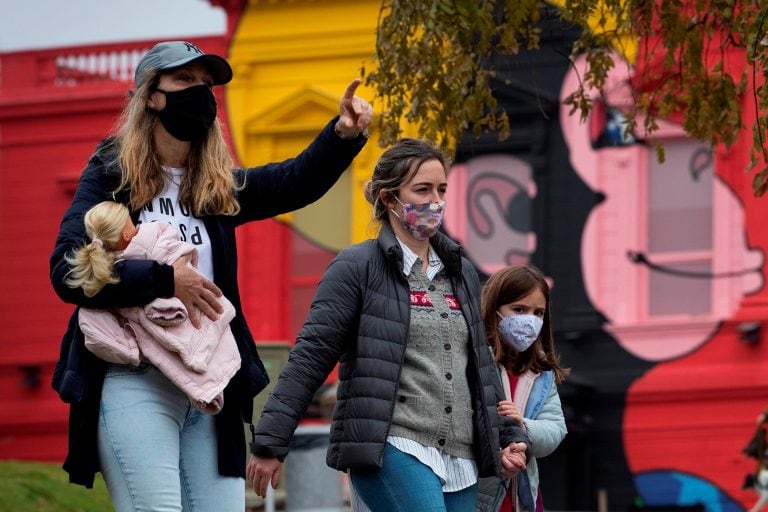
left=248, top=138, right=530, bottom=511
left=50, top=40, right=371, bottom=512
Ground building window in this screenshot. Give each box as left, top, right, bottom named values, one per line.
left=645, top=141, right=713, bottom=317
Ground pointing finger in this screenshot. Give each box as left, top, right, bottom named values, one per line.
left=342, top=78, right=362, bottom=101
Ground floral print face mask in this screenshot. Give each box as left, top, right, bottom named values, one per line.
left=392, top=197, right=446, bottom=241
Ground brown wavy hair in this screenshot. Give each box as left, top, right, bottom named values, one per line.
left=481, top=265, right=569, bottom=383
left=363, top=138, right=448, bottom=223
left=107, top=71, right=240, bottom=216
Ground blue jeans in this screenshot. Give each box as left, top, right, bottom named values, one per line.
left=350, top=444, right=478, bottom=512
left=97, top=364, right=244, bottom=512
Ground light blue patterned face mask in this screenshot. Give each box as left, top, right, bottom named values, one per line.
left=497, top=312, right=543, bottom=352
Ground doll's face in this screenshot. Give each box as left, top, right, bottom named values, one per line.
left=114, top=217, right=139, bottom=251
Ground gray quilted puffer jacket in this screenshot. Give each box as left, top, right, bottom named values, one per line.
left=251, top=222, right=530, bottom=478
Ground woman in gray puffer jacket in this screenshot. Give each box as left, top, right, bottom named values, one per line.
left=247, top=138, right=530, bottom=511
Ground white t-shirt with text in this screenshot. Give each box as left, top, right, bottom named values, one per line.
left=139, top=167, right=214, bottom=281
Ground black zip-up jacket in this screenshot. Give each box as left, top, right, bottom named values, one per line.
left=251, top=222, right=530, bottom=478
left=50, top=117, right=366, bottom=487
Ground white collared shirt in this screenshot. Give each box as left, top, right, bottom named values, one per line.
left=396, top=238, right=444, bottom=281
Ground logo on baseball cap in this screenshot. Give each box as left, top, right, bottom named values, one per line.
left=134, top=41, right=233, bottom=89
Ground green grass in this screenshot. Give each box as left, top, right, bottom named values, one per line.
left=0, top=460, right=111, bottom=512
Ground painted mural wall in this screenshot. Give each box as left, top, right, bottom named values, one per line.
left=222, top=4, right=768, bottom=509
left=438, top=19, right=768, bottom=509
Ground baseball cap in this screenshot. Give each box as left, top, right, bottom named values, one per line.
left=134, top=41, right=233, bottom=89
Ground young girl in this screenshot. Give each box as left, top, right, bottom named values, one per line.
left=479, top=265, right=569, bottom=511
left=65, top=200, right=240, bottom=415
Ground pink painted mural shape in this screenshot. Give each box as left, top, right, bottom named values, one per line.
left=561, top=52, right=766, bottom=511
left=560, top=53, right=762, bottom=363
left=444, top=155, right=537, bottom=276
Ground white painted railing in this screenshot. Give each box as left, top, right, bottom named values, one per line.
left=53, top=47, right=148, bottom=86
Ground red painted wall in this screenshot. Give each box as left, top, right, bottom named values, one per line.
left=622, top=39, right=768, bottom=510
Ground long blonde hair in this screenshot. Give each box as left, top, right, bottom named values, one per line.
left=64, top=201, right=131, bottom=297
left=110, top=71, right=240, bottom=216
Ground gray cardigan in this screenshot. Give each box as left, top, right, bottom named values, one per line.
left=251, top=222, right=529, bottom=478
left=388, top=267, right=474, bottom=458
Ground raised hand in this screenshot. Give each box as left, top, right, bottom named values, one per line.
left=335, top=78, right=373, bottom=139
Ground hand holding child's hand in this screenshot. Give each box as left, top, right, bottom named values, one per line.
left=500, top=442, right=527, bottom=478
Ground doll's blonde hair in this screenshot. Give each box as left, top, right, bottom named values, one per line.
left=108, top=70, right=240, bottom=216
left=64, top=201, right=131, bottom=297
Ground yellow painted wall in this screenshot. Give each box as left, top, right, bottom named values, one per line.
left=547, top=0, right=637, bottom=63
left=227, top=0, right=383, bottom=248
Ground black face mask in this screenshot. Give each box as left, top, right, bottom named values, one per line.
left=150, top=84, right=217, bottom=142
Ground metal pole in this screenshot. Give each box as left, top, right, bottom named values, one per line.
left=265, top=485, right=275, bottom=512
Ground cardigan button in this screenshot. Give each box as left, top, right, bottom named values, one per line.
left=398, top=395, right=406, bottom=403
left=438, top=439, right=446, bottom=446
left=445, top=373, right=452, bottom=380
left=444, top=406, right=452, bottom=413
left=428, top=284, right=436, bottom=291
left=440, top=312, right=449, bottom=318
left=444, top=343, right=451, bottom=350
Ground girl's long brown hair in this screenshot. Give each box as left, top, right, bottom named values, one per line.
left=481, top=265, right=569, bottom=383
left=108, top=72, right=240, bottom=216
